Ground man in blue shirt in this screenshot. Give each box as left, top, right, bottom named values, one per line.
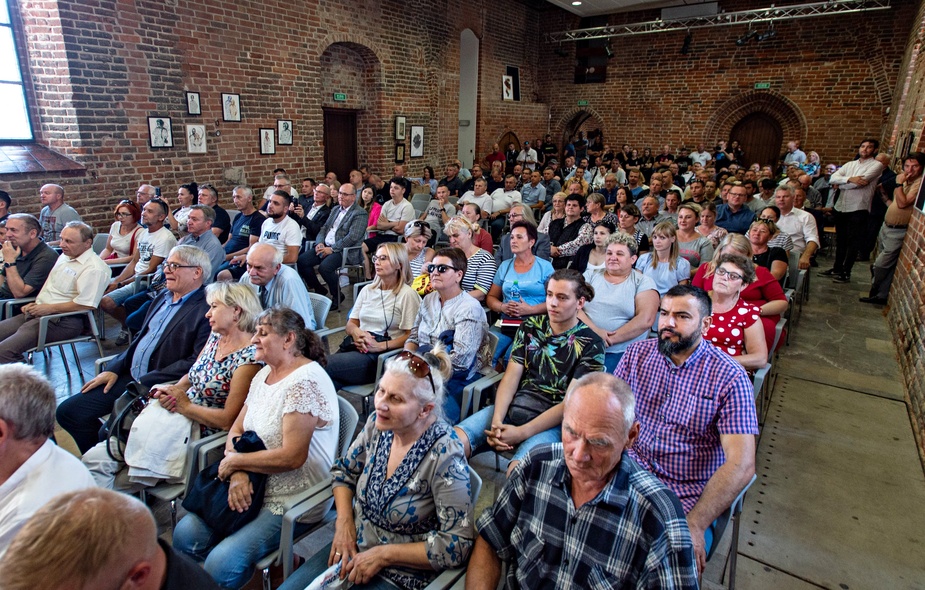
left=56, top=245, right=211, bottom=453
left=716, top=182, right=757, bottom=234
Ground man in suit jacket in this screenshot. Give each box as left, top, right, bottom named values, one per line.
left=56, top=245, right=212, bottom=453
left=297, top=183, right=369, bottom=310
left=241, top=243, right=315, bottom=329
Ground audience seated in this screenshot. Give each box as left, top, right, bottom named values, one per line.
left=419, top=185, right=455, bottom=242
left=773, top=185, right=819, bottom=270
left=444, top=216, right=497, bottom=303
left=467, top=373, right=697, bottom=589
left=495, top=203, right=550, bottom=263
left=0, top=222, right=109, bottom=364
left=694, top=200, right=727, bottom=247
left=537, top=191, right=566, bottom=234
left=748, top=220, right=789, bottom=281
left=218, top=190, right=301, bottom=281
left=362, top=177, right=416, bottom=280
left=0, top=364, right=96, bottom=556
left=404, top=221, right=436, bottom=280
left=675, top=203, right=714, bottom=277
left=221, top=186, right=264, bottom=271
left=81, top=281, right=262, bottom=489
left=636, top=221, right=692, bottom=298
left=460, top=202, right=494, bottom=253
left=38, top=183, right=82, bottom=246
left=292, top=182, right=332, bottom=242
left=0, top=488, right=220, bottom=589
left=0, top=213, right=58, bottom=301
left=715, top=182, right=756, bottom=234
left=238, top=243, right=315, bottom=329
left=636, top=196, right=666, bottom=237
left=758, top=206, right=795, bottom=252
left=99, top=200, right=143, bottom=266
left=704, top=253, right=769, bottom=370
left=488, top=174, right=523, bottom=241
left=578, top=232, right=659, bottom=372
left=197, top=184, right=232, bottom=244
left=173, top=308, right=338, bottom=589
left=617, top=203, right=651, bottom=253
left=168, top=182, right=197, bottom=237
left=454, top=269, right=605, bottom=476
left=326, top=242, right=420, bottom=390
left=279, top=348, right=474, bottom=590
left=57, top=245, right=212, bottom=453
left=572, top=218, right=615, bottom=273
left=616, top=285, right=758, bottom=573
left=458, top=177, right=494, bottom=220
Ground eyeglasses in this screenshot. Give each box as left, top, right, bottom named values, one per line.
left=426, top=263, right=459, bottom=274
left=395, top=350, right=435, bottom=395
left=757, top=218, right=775, bottom=224
left=371, top=254, right=391, bottom=263
left=114, top=212, right=133, bottom=218
left=508, top=213, right=523, bottom=220
left=715, top=267, right=744, bottom=281
left=410, top=220, right=428, bottom=229
left=163, top=262, right=198, bottom=272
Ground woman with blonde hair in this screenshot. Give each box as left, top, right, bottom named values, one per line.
left=675, top=202, right=714, bottom=277
left=537, top=192, right=566, bottom=234
left=748, top=220, right=788, bottom=281
left=635, top=221, right=690, bottom=297
left=443, top=216, right=497, bottom=303
left=403, top=221, right=435, bottom=277
left=695, top=200, right=727, bottom=247
left=326, top=242, right=421, bottom=390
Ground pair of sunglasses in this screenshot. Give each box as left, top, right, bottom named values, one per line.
left=396, top=350, right=435, bottom=394
left=426, top=263, right=459, bottom=274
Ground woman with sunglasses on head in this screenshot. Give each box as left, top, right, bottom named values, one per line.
left=705, top=253, right=768, bottom=371
left=278, top=347, right=474, bottom=590
left=757, top=206, right=795, bottom=252
left=443, top=216, right=497, bottom=303
left=403, top=221, right=436, bottom=278
left=326, top=242, right=421, bottom=391
left=406, top=248, right=489, bottom=423
left=748, top=220, right=788, bottom=281
left=487, top=221, right=554, bottom=367
left=99, top=200, right=143, bottom=265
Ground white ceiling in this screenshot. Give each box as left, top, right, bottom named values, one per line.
left=545, top=0, right=708, bottom=17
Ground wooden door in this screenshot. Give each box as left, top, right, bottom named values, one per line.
left=323, top=109, right=357, bottom=182
left=730, top=113, right=783, bottom=168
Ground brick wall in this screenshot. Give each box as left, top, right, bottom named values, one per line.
left=884, top=0, right=925, bottom=464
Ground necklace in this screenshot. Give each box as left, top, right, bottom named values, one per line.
left=378, top=287, right=397, bottom=339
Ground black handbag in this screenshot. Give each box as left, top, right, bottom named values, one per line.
left=105, top=381, right=151, bottom=461
left=338, top=331, right=389, bottom=353
left=181, top=431, right=268, bottom=537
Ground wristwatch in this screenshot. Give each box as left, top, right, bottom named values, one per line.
left=3, top=261, right=15, bottom=269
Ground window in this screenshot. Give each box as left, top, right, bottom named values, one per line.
left=0, top=0, right=33, bottom=141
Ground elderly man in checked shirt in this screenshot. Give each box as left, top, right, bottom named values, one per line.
left=467, top=372, right=698, bottom=589
left=615, top=284, right=759, bottom=574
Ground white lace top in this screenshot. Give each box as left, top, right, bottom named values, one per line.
left=243, top=362, right=339, bottom=515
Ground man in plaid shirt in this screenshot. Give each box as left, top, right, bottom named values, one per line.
left=615, top=284, right=759, bottom=573
left=467, top=373, right=698, bottom=589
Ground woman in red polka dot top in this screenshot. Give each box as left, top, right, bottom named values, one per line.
left=705, top=253, right=769, bottom=371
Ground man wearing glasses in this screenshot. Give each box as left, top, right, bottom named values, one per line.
left=57, top=245, right=212, bottom=453
left=291, top=183, right=333, bottom=241
left=715, top=183, right=756, bottom=235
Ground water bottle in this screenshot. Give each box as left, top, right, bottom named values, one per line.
left=509, top=280, right=521, bottom=303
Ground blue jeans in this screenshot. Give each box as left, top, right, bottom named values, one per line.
left=444, top=368, right=479, bottom=425
left=455, top=405, right=560, bottom=462
left=174, top=508, right=288, bottom=589
left=489, top=326, right=514, bottom=366
left=278, top=542, right=400, bottom=590
left=604, top=351, right=625, bottom=374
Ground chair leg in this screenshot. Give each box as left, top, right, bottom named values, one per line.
left=70, top=343, right=86, bottom=380
left=59, top=346, right=72, bottom=376
left=169, top=499, right=178, bottom=531
left=262, top=566, right=272, bottom=590
left=728, top=512, right=741, bottom=590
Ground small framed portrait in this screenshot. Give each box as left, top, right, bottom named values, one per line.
left=259, top=128, right=275, bottom=155
left=395, top=116, right=406, bottom=140
left=395, top=143, right=405, bottom=163
left=186, top=124, right=206, bottom=154
left=222, top=93, right=241, bottom=122
left=410, top=126, right=424, bottom=158
left=147, top=116, right=173, bottom=149
left=186, top=92, right=201, bottom=116
left=277, top=119, right=293, bottom=145
left=502, top=75, right=514, bottom=101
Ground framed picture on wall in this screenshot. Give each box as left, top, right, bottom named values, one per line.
left=186, top=124, right=206, bottom=154
left=395, top=116, right=406, bottom=140
left=222, top=93, right=241, bottom=122
left=410, top=126, right=424, bottom=158
left=278, top=120, right=293, bottom=145
left=259, top=128, right=275, bottom=155
left=186, top=92, right=201, bottom=116
left=502, top=75, right=514, bottom=101
left=147, top=116, right=173, bottom=148
left=395, top=144, right=405, bottom=163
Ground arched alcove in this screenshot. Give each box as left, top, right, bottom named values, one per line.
left=554, top=107, right=606, bottom=160
left=704, top=91, right=807, bottom=166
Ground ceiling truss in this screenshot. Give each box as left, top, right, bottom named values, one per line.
left=544, top=0, right=891, bottom=42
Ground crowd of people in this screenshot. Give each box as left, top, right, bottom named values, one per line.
left=0, top=131, right=919, bottom=589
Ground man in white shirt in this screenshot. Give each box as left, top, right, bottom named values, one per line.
left=458, top=178, right=493, bottom=219
left=0, top=364, right=95, bottom=557
left=488, top=174, right=523, bottom=240
left=775, top=185, right=819, bottom=270
left=219, top=191, right=302, bottom=283
left=820, top=139, right=884, bottom=283
left=241, top=243, right=315, bottom=329
left=691, top=143, right=711, bottom=167
left=516, top=141, right=538, bottom=171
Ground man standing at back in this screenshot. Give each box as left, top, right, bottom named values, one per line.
left=616, top=285, right=758, bottom=573
left=38, top=184, right=82, bottom=246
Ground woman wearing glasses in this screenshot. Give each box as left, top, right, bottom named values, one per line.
left=758, top=206, right=795, bottom=252
left=277, top=348, right=474, bottom=590
left=748, top=220, right=788, bottom=281
left=99, top=200, right=143, bottom=265
left=406, top=248, right=488, bottom=423
left=443, top=216, right=497, bottom=303
left=403, top=221, right=435, bottom=278
left=703, top=253, right=768, bottom=371
left=694, top=234, right=788, bottom=353
left=326, top=243, right=421, bottom=390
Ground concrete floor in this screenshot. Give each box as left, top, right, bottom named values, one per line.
left=43, top=253, right=925, bottom=589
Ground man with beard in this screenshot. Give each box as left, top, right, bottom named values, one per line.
left=614, top=284, right=758, bottom=575
left=216, top=191, right=301, bottom=281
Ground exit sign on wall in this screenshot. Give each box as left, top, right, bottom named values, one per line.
left=754, top=83, right=770, bottom=90
left=577, top=100, right=589, bottom=106
left=333, top=93, right=347, bottom=102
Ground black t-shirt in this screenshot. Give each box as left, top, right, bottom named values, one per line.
left=224, top=211, right=264, bottom=254
left=438, top=176, right=463, bottom=197
left=0, top=241, right=58, bottom=299
left=675, top=156, right=693, bottom=174
left=212, top=205, right=231, bottom=244
left=548, top=217, right=587, bottom=269
left=753, top=247, right=787, bottom=273
left=159, top=539, right=220, bottom=590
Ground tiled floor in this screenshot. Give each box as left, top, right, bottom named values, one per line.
left=43, top=253, right=925, bottom=589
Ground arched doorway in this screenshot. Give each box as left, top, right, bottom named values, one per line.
left=731, top=113, right=783, bottom=168
left=498, top=131, right=520, bottom=153
left=553, top=108, right=606, bottom=162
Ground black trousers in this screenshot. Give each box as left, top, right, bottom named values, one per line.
left=56, top=373, right=136, bottom=453
left=833, top=209, right=868, bottom=276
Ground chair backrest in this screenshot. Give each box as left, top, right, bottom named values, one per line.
left=336, top=396, right=360, bottom=458
left=469, top=468, right=483, bottom=506
left=92, top=233, right=109, bottom=255
left=706, top=474, right=757, bottom=562
left=786, top=250, right=801, bottom=290
left=308, top=292, right=332, bottom=330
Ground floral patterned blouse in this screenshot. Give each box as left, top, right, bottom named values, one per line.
left=186, top=332, right=259, bottom=436
left=332, top=415, right=474, bottom=590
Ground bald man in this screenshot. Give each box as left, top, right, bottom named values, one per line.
left=0, top=488, right=219, bottom=589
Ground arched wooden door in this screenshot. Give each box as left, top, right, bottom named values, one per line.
left=498, top=131, right=520, bottom=153
left=730, top=113, right=783, bottom=168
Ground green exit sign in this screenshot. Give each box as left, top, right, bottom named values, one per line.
left=754, top=82, right=771, bottom=90
left=577, top=100, right=589, bottom=106
left=333, top=93, right=348, bottom=102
